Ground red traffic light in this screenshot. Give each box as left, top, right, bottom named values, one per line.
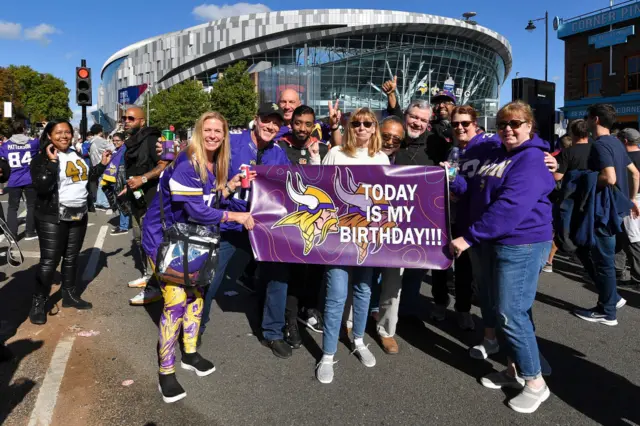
left=77, top=68, right=89, bottom=79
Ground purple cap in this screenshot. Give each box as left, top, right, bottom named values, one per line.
left=432, top=90, right=457, bottom=105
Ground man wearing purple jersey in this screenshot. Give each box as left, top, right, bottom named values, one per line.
left=0, top=122, right=39, bottom=240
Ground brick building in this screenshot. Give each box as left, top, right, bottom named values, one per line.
left=558, top=0, right=640, bottom=129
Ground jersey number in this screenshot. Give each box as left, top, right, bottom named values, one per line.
left=65, top=160, right=89, bottom=182
left=8, top=151, right=32, bottom=168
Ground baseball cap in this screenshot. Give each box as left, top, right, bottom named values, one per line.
left=432, top=90, right=457, bottom=105
left=257, top=102, right=284, bottom=121
left=619, top=128, right=640, bottom=144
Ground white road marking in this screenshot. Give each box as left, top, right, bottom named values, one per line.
left=81, top=225, right=107, bottom=282
left=21, top=251, right=41, bottom=258
left=27, top=335, right=76, bottom=426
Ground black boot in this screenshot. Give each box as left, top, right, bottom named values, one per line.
left=62, top=287, right=93, bottom=310
left=29, top=295, right=48, bottom=325
left=158, top=373, right=186, bottom=404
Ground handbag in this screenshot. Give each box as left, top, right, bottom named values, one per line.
left=154, top=183, right=221, bottom=287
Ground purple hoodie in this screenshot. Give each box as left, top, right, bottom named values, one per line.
left=454, top=134, right=554, bottom=246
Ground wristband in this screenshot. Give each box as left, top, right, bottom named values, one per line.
left=225, top=183, right=236, bottom=194
left=331, top=126, right=339, bottom=131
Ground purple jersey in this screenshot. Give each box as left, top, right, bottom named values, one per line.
left=0, top=136, right=39, bottom=187
left=142, top=150, right=228, bottom=264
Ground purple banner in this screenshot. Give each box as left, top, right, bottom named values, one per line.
left=249, top=165, right=452, bottom=270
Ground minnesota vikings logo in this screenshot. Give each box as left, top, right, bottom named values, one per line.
left=272, top=172, right=339, bottom=255
left=334, top=168, right=397, bottom=264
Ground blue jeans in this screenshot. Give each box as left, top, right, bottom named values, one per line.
left=469, top=243, right=497, bottom=329
left=262, top=262, right=289, bottom=340
left=323, top=266, right=373, bottom=355
left=96, top=186, right=109, bottom=208
left=398, top=268, right=426, bottom=316
left=493, top=242, right=551, bottom=380
left=201, top=232, right=252, bottom=333
left=119, top=212, right=130, bottom=230
left=575, top=226, right=620, bottom=317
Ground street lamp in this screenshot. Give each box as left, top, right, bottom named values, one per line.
left=525, top=11, right=549, bottom=82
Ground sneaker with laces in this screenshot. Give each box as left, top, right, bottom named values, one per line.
left=128, top=274, right=151, bottom=288
left=469, top=338, right=500, bottom=360
left=181, top=352, right=216, bottom=377
left=316, top=359, right=337, bottom=384
left=129, top=286, right=162, bottom=305
left=298, top=308, right=324, bottom=333
left=284, top=320, right=302, bottom=349
left=158, top=373, right=186, bottom=404
left=352, top=343, right=376, bottom=367
left=430, top=304, right=447, bottom=322
left=508, top=384, right=551, bottom=414
left=481, top=370, right=525, bottom=390
left=573, top=306, right=617, bottom=326
left=261, top=339, right=292, bottom=359
left=457, top=312, right=475, bottom=330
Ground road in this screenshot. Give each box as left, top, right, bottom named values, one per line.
left=1, top=199, right=639, bottom=426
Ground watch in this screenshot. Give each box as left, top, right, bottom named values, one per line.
left=141, top=176, right=148, bottom=184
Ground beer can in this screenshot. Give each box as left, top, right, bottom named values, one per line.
left=161, top=130, right=174, bottom=141
left=240, top=165, right=251, bottom=189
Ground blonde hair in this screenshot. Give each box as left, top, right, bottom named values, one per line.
left=188, top=111, right=230, bottom=190
left=497, top=101, right=536, bottom=138
left=342, top=107, right=382, bottom=158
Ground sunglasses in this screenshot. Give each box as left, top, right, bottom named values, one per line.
left=381, top=133, right=402, bottom=144
left=121, top=115, right=141, bottom=122
left=452, top=121, right=473, bottom=128
left=351, top=121, right=374, bottom=128
left=497, top=120, right=528, bottom=131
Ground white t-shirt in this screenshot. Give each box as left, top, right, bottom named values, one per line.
left=322, top=146, right=390, bottom=165
left=57, top=149, right=89, bottom=207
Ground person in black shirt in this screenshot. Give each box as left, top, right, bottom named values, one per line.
left=278, top=105, right=328, bottom=165
left=554, top=119, right=591, bottom=181
left=620, top=128, right=640, bottom=170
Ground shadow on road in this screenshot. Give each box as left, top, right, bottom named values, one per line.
left=0, top=338, right=44, bottom=425
left=0, top=265, right=38, bottom=341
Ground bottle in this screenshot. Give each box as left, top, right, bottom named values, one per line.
left=447, top=147, right=460, bottom=182
left=128, top=176, right=145, bottom=200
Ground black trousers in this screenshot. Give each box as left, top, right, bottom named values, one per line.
left=431, top=226, right=473, bottom=313
left=34, top=216, right=88, bottom=297
left=7, top=186, right=36, bottom=238
left=285, top=263, right=325, bottom=321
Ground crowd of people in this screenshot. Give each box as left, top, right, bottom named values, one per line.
left=1, top=81, right=639, bottom=415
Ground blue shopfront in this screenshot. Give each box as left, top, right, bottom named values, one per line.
left=562, top=93, right=640, bottom=129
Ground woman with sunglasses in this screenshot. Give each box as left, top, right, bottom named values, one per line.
left=317, top=107, right=388, bottom=384
left=449, top=101, right=555, bottom=414
left=29, top=119, right=113, bottom=325
left=142, top=111, right=254, bottom=403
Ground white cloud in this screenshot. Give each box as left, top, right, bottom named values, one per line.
left=192, top=2, right=271, bottom=21
left=24, top=23, right=60, bottom=45
left=0, top=21, right=22, bottom=40
left=64, top=50, right=79, bottom=60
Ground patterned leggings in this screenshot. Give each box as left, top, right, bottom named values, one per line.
left=158, top=281, right=204, bottom=375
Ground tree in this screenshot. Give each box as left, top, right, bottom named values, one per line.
left=209, top=61, right=257, bottom=127
left=147, top=79, right=210, bottom=131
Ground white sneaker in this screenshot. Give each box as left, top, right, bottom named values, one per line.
left=351, top=343, right=376, bottom=368
left=457, top=312, right=475, bottom=330
left=130, top=286, right=162, bottom=305
left=616, top=297, right=627, bottom=309
left=128, top=275, right=151, bottom=288
left=542, top=263, right=553, bottom=273
left=316, top=359, right=337, bottom=384
left=469, top=338, right=500, bottom=360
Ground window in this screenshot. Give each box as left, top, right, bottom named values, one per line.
left=585, top=63, right=602, bottom=97
left=627, top=56, right=640, bottom=92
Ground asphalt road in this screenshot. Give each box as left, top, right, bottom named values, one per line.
left=1, top=204, right=640, bottom=426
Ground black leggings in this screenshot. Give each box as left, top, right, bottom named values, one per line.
left=34, top=216, right=88, bottom=297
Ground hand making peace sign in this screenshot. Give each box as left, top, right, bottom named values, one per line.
left=328, top=99, right=341, bottom=129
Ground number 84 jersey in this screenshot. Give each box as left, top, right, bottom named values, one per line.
left=0, top=136, right=39, bottom=187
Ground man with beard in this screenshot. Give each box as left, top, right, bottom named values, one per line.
left=123, top=106, right=169, bottom=305
left=430, top=89, right=457, bottom=147
left=276, top=105, right=330, bottom=348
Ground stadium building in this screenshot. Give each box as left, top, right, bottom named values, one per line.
left=97, top=9, right=512, bottom=131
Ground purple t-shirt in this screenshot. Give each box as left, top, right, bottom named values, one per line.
left=0, top=137, right=39, bottom=187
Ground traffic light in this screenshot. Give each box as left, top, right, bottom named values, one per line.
left=76, top=66, right=92, bottom=106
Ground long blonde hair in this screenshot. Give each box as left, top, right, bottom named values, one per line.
left=187, top=111, right=230, bottom=190
left=342, top=107, right=382, bottom=158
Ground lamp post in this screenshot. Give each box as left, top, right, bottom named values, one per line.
left=525, top=11, right=549, bottom=82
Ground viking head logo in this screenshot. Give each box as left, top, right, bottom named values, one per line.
left=334, top=168, right=397, bottom=264
left=273, top=172, right=339, bottom=255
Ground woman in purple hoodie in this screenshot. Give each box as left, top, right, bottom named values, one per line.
left=449, top=101, right=555, bottom=414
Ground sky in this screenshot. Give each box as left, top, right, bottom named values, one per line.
left=0, top=0, right=622, bottom=124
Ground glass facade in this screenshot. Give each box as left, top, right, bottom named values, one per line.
left=193, top=32, right=506, bottom=117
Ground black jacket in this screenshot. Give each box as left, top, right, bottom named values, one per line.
left=387, top=103, right=450, bottom=166
left=124, top=126, right=162, bottom=206
left=30, top=150, right=106, bottom=224
left=0, top=158, right=10, bottom=184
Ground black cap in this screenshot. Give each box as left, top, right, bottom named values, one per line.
left=89, top=124, right=103, bottom=135
left=257, top=102, right=284, bottom=121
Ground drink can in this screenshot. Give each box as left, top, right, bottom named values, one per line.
left=240, top=165, right=251, bottom=189
left=161, top=140, right=176, bottom=161
left=161, top=130, right=174, bottom=141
